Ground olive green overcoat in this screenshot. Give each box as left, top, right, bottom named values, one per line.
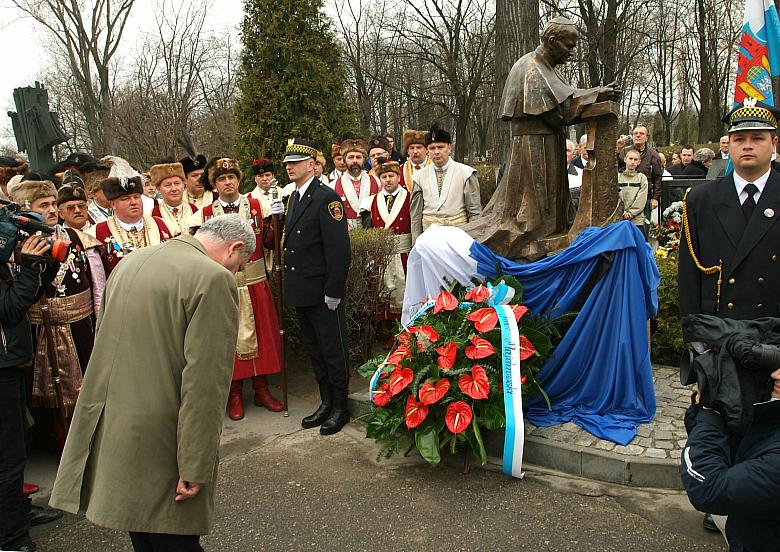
left=49, top=235, right=238, bottom=535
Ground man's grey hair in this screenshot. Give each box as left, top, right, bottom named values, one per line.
left=195, top=214, right=256, bottom=258
left=566, top=139, right=576, bottom=151
left=579, top=134, right=588, bottom=145
left=693, top=148, right=715, bottom=163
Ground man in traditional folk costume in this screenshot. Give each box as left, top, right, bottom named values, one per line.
left=149, top=162, right=199, bottom=237
left=366, top=136, right=390, bottom=176
left=81, top=162, right=112, bottom=226
left=360, top=159, right=411, bottom=313
left=88, top=176, right=172, bottom=276
left=247, top=158, right=276, bottom=214
left=180, top=153, right=213, bottom=209
left=15, top=181, right=106, bottom=437
left=333, top=138, right=380, bottom=230
left=328, top=143, right=346, bottom=184
left=201, top=158, right=285, bottom=419
left=410, top=124, right=482, bottom=243
left=399, top=129, right=430, bottom=192
left=58, top=173, right=92, bottom=232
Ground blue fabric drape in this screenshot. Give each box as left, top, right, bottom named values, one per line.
left=469, top=222, right=660, bottom=445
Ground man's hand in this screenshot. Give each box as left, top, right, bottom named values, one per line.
left=325, top=295, right=341, bottom=310
left=174, top=479, right=202, bottom=502
left=597, top=81, right=622, bottom=102
left=20, top=234, right=52, bottom=257
left=270, top=200, right=284, bottom=216
left=651, top=199, right=659, bottom=210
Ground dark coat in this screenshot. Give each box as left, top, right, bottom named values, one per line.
left=667, top=162, right=689, bottom=178
left=282, top=178, right=350, bottom=307
left=678, top=171, right=780, bottom=320
left=681, top=160, right=709, bottom=178
left=0, top=256, right=58, bottom=369
left=681, top=400, right=780, bottom=551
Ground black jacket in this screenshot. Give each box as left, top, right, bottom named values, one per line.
left=282, top=178, right=350, bottom=307
left=681, top=160, right=709, bottom=178
left=0, top=255, right=58, bottom=369
left=678, top=171, right=780, bottom=320
left=682, top=400, right=780, bottom=551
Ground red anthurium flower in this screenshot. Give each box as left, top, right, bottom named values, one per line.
left=373, top=382, right=392, bottom=407
left=511, top=304, right=529, bottom=322
left=386, top=345, right=411, bottom=366
left=417, top=325, right=440, bottom=343
left=465, top=284, right=490, bottom=303
left=397, top=330, right=412, bottom=346
left=466, top=308, right=499, bottom=333
left=458, top=365, right=490, bottom=400
left=519, top=335, right=537, bottom=361
left=521, top=375, right=527, bottom=385
left=445, top=401, right=473, bottom=434
left=465, top=336, right=495, bottom=359
left=389, top=367, right=414, bottom=396
left=405, top=395, right=429, bottom=429
left=419, top=378, right=450, bottom=405
left=433, top=289, right=458, bottom=314
left=435, top=341, right=458, bottom=369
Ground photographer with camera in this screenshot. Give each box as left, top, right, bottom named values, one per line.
left=680, top=316, right=780, bottom=552
left=0, top=225, right=60, bottom=551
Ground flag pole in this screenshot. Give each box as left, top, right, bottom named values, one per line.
left=270, top=180, right=289, bottom=417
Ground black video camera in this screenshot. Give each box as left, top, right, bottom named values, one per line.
left=0, top=201, right=71, bottom=263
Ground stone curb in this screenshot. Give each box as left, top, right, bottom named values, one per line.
left=347, top=391, right=683, bottom=490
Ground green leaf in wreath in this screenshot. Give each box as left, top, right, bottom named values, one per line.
left=462, top=416, right=487, bottom=465
left=357, top=353, right=387, bottom=378
left=476, top=400, right=506, bottom=430
left=522, top=327, right=552, bottom=357
left=415, top=422, right=441, bottom=465
left=366, top=408, right=404, bottom=440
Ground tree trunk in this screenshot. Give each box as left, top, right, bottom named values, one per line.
left=492, top=0, right=538, bottom=165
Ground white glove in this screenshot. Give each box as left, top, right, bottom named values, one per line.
left=325, top=295, right=341, bottom=310
left=270, top=200, right=285, bottom=216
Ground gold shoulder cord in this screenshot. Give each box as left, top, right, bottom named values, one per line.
left=682, top=189, right=723, bottom=310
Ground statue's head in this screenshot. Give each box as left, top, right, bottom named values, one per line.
left=540, top=17, right=579, bottom=66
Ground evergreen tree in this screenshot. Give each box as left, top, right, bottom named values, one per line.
left=235, top=0, right=356, bottom=183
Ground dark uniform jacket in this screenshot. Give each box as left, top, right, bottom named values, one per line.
left=681, top=401, right=780, bottom=551
left=679, top=171, right=780, bottom=320
left=282, top=178, right=350, bottom=307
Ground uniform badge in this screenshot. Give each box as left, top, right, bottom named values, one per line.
left=765, top=208, right=775, bottom=218
left=328, top=201, right=344, bottom=221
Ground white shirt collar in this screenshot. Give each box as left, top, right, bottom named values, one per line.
left=381, top=187, right=401, bottom=197
left=296, top=176, right=316, bottom=198
left=116, top=217, right=144, bottom=231
left=734, top=168, right=771, bottom=203
left=433, top=159, right=452, bottom=171
left=219, top=195, right=242, bottom=207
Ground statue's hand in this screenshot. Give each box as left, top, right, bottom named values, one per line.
left=597, top=81, right=622, bottom=102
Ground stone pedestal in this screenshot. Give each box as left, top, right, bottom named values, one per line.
left=568, top=101, right=621, bottom=241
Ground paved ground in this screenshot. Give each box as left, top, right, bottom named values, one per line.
left=25, top=356, right=726, bottom=551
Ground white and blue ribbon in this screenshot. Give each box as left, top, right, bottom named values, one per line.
left=495, top=303, right=525, bottom=479
left=368, top=298, right=436, bottom=405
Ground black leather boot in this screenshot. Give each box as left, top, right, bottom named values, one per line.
left=301, top=384, right=332, bottom=429
left=319, top=389, right=350, bottom=435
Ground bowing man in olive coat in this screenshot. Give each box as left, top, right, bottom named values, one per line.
left=49, top=215, right=255, bottom=552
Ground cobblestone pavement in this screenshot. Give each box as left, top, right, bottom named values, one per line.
left=526, top=365, right=692, bottom=462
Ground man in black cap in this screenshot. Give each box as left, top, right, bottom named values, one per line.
left=679, top=97, right=780, bottom=535
left=248, top=158, right=276, bottom=212
left=180, top=154, right=212, bottom=210
left=281, top=138, right=352, bottom=435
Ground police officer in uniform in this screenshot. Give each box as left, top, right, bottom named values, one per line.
left=279, top=138, right=351, bottom=435
left=679, top=98, right=780, bottom=322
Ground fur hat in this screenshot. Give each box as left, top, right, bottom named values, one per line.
left=102, top=176, right=144, bottom=201
left=425, top=123, right=452, bottom=146
left=57, top=184, right=88, bottom=206
left=150, top=162, right=185, bottom=186
left=208, top=158, right=242, bottom=185
left=367, top=135, right=390, bottom=155
left=316, top=151, right=327, bottom=167
left=12, top=180, right=58, bottom=208
left=375, top=159, right=401, bottom=177
left=180, top=154, right=208, bottom=176
left=0, top=157, right=29, bottom=188
left=80, top=162, right=112, bottom=193
left=330, top=143, right=342, bottom=159
left=403, top=129, right=427, bottom=152
left=340, top=138, right=368, bottom=158
left=252, top=158, right=274, bottom=176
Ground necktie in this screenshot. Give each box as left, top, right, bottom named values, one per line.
left=287, top=191, right=299, bottom=221
left=225, top=203, right=238, bottom=211
left=172, top=207, right=179, bottom=216
left=386, top=194, right=395, bottom=211
left=435, top=168, right=446, bottom=194
left=129, top=226, right=138, bottom=233
left=742, top=183, right=758, bottom=222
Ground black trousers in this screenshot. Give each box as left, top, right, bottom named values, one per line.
left=129, top=531, right=203, bottom=552
left=0, top=366, right=32, bottom=550
left=295, top=302, right=349, bottom=396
